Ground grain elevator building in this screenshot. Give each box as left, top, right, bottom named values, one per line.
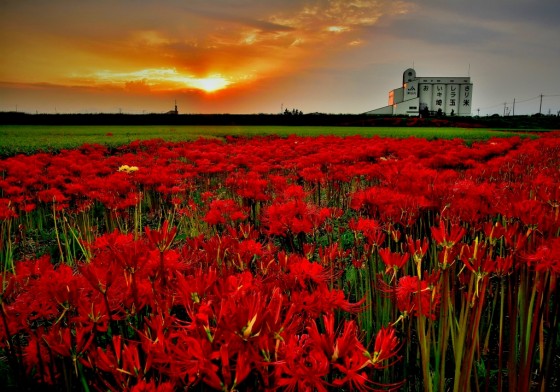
left=366, top=68, right=473, bottom=116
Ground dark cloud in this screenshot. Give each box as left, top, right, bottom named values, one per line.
left=367, top=0, right=559, bottom=52
left=417, top=0, right=560, bottom=28
left=370, top=14, right=504, bottom=47
left=180, top=0, right=292, bottom=32
left=181, top=4, right=295, bottom=33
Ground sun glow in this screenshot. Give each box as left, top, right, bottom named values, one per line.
left=189, top=76, right=231, bottom=93
left=326, top=26, right=349, bottom=33
left=91, top=68, right=232, bottom=93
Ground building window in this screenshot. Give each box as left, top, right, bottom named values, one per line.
left=409, top=106, right=417, bottom=110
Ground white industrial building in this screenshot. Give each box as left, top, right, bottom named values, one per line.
left=365, top=68, right=473, bottom=116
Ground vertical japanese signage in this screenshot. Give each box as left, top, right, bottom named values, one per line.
left=446, top=84, right=459, bottom=115
left=418, top=84, right=432, bottom=112
left=458, top=84, right=472, bottom=115
left=432, top=84, right=446, bottom=113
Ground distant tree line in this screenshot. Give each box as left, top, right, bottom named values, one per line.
left=0, top=111, right=558, bottom=129
left=283, top=108, right=303, bottom=116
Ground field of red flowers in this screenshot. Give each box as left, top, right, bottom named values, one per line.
left=1, top=133, right=559, bottom=392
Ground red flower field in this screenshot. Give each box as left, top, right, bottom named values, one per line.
left=1, top=133, right=559, bottom=391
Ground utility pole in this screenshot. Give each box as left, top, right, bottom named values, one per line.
left=512, top=98, right=515, bottom=116
left=503, top=102, right=507, bottom=117
left=539, top=94, right=543, bottom=114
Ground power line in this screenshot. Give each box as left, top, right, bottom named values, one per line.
left=515, top=95, right=540, bottom=104
left=480, top=93, right=560, bottom=112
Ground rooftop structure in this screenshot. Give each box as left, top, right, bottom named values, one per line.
left=165, top=100, right=179, bottom=115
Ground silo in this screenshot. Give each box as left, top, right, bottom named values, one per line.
left=446, top=84, right=459, bottom=115
left=432, top=84, right=446, bottom=114
left=419, top=84, right=433, bottom=113
left=458, top=84, right=473, bottom=115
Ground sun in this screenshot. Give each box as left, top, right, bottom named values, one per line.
left=190, top=76, right=231, bottom=93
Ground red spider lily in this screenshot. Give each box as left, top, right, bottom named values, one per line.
left=431, top=221, right=465, bottom=269
left=350, top=218, right=386, bottom=247
left=94, top=336, right=154, bottom=386
left=263, top=199, right=314, bottom=236
left=317, top=242, right=350, bottom=272
left=407, top=236, right=430, bottom=276
left=145, top=220, right=177, bottom=252
left=22, top=329, right=56, bottom=384
left=525, top=238, right=560, bottom=273
left=73, top=293, right=112, bottom=333
left=80, top=257, right=120, bottom=295
left=291, top=285, right=365, bottom=318
left=307, top=313, right=364, bottom=363
left=0, top=198, right=19, bottom=219
left=287, top=256, right=331, bottom=287
left=229, top=222, right=260, bottom=241
left=395, top=275, right=440, bottom=319
left=92, top=335, right=123, bottom=376
left=165, top=334, right=222, bottom=388
left=350, top=187, right=409, bottom=222
left=275, top=334, right=330, bottom=392
left=307, top=314, right=399, bottom=392
left=129, top=379, right=175, bottom=392
left=331, top=350, right=371, bottom=392
left=2, top=133, right=559, bottom=391
left=203, top=199, right=247, bottom=226
left=226, top=171, right=270, bottom=202
left=504, top=221, right=532, bottom=254
left=121, top=340, right=152, bottom=380
left=387, top=223, right=401, bottom=243
left=42, top=323, right=95, bottom=359
left=378, top=248, right=409, bottom=279
left=37, top=188, right=68, bottom=204
left=483, top=221, right=506, bottom=244
left=215, top=344, right=254, bottom=390
left=173, top=267, right=219, bottom=312
left=510, top=199, right=545, bottom=229
left=257, top=287, right=302, bottom=356
left=431, top=221, right=466, bottom=249
left=495, top=255, right=514, bottom=276
left=231, top=238, right=263, bottom=270
left=460, top=241, right=495, bottom=276
left=366, top=325, right=400, bottom=369
left=11, top=262, right=81, bottom=324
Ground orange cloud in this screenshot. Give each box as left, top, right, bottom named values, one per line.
left=0, top=0, right=413, bottom=112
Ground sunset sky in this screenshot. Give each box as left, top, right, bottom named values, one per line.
left=1, top=0, right=559, bottom=115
